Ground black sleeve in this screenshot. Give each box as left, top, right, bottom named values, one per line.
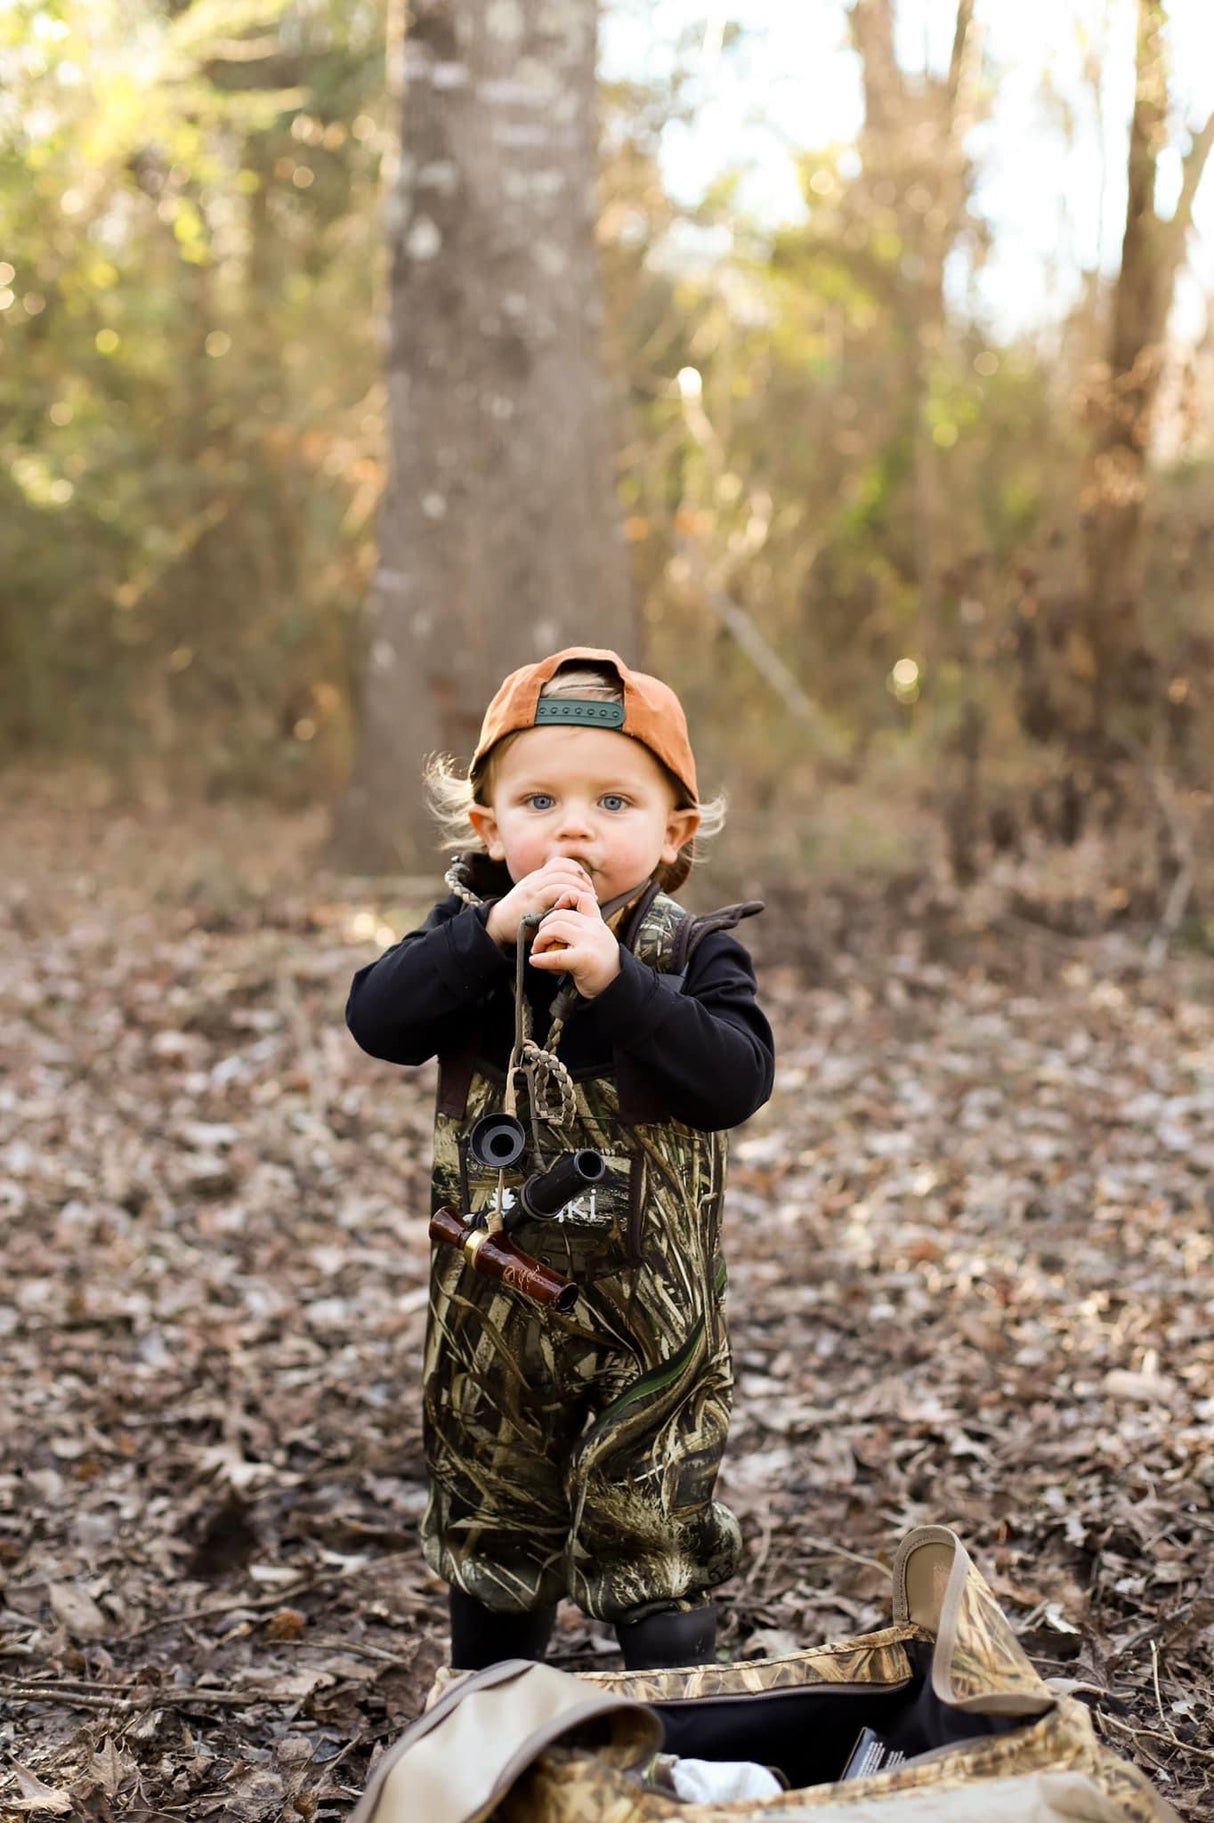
left=589, top=929, right=774, bottom=1131
left=344, top=895, right=513, bottom=1066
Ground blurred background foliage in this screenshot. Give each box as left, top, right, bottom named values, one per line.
left=1, top=0, right=386, bottom=800
left=2, top=0, right=1212, bottom=914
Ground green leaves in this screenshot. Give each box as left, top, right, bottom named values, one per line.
left=0, top=0, right=384, bottom=785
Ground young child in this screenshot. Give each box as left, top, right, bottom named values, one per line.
left=345, top=647, right=774, bottom=1671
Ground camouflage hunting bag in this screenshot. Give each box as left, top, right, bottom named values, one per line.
left=349, top=1525, right=1179, bottom=1823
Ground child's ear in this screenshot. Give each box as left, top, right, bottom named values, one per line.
left=661, top=806, right=700, bottom=865
left=468, top=803, right=505, bottom=860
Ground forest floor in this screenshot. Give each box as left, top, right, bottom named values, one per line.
left=1, top=785, right=1212, bottom=1820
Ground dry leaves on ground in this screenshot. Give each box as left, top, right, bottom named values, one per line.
left=1, top=797, right=1211, bottom=1819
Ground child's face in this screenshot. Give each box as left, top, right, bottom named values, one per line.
left=468, top=726, right=700, bottom=902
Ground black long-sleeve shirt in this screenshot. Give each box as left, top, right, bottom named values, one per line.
left=346, top=890, right=774, bottom=1133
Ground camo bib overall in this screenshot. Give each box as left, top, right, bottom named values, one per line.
left=421, top=890, right=742, bottom=1624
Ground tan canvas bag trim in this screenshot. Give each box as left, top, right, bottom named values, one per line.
left=892, top=1525, right=1055, bottom=1718
left=731, top=1768, right=1141, bottom=1823
left=346, top=1656, right=662, bottom=1823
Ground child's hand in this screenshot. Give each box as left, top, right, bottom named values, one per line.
left=530, top=888, right=621, bottom=998
left=485, top=858, right=597, bottom=949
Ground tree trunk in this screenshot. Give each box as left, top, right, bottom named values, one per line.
left=1078, top=0, right=1214, bottom=730
left=335, top=0, right=634, bottom=872
left=848, top=0, right=977, bottom=628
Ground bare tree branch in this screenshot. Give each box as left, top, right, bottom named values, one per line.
left=1107, top=0, right=1169, bottom=389
left=675, top=539, right=845, bottom=758
left=1160, top=106, right=1214, bottom=285
left=1125, top=0, right=1166, bottom=246
left=848, top=0, right=902, bottom=130
left=1177, top=107, right=1214, bottom=230
left=946, top=0, right=975, bottom=113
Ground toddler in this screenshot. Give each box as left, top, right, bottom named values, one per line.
left=345, top=647, right=774, bottom=1670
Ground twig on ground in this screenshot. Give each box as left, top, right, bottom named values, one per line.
left=798, top=1536, right=890, bottom=1577
left=0, top=1676, right=362, bottom=1713
left=741, top=1511, right=776, bottom=1593
left=1150, top=1639, right=1166, bottom=1725
left=117, top=1550, right=418, bottom=1640
left=279, top=1635, right=420, bottom=1669
left=1100, top=1708, right=1214, bottom=1763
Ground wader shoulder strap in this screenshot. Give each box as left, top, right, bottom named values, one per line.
left=670, top=900, right=765, bottom=977
left=437, top=1035, right=485, bottom=1119
left=616, top=895, right=763, bottom=1123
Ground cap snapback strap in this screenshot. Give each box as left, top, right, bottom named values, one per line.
left=532, top=699, right=625, bottom=730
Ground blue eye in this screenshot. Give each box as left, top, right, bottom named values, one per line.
left=600, top=794, right=628, bottom=812
left=526, top=793, right=555, bottom=810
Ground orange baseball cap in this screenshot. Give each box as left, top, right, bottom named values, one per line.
left=472, top=647, right=698, bottom=802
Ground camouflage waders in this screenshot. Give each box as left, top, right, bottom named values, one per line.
left=421, top=890, right=743, bottom=1623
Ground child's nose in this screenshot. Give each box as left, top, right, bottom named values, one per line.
left=555, top=800, right=594, bottom=837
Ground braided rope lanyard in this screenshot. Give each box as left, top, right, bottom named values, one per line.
left=508, top=913, right=577, bottom=1162
left=444, top=862, right=516, bottom=1233
left=446, top=859, right=651, bottom=1235
left=507, top=879, right=650, bottom=1165
left=444, top=859, right=483, bottom=908
left=444, top=860, right=576, bottom=1233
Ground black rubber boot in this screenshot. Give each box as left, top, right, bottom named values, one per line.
left=448, top=1587, right=556, bottom=1670
left=615, top=1601, right=718, bottom=1670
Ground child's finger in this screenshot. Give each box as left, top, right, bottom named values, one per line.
left=529, top=873, right=588, bottom=912
left=548, top=879, right=592, bottom=908
left=532, top=921, right=576, bottom=952
left=551, top=888, right=600, bottom=919
left=534, top=919, right=600, bottom=957
left=531, top=932, right=585, bottom=966
left=525, top=861, right=586, bottom=896
left=529, top=945, right=572, bottom=968
left=540, top=857, right=591, bottom=883
left=548, top=889, right=592, bottom=916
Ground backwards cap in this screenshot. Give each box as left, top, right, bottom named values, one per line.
left=472, top=647, right=698, bottom=802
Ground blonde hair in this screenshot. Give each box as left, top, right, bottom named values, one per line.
left=424, top=664, right=724, bottom=892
